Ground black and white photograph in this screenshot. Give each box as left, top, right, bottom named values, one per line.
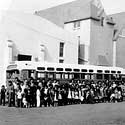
left=0, top=0, right=125, bottom=124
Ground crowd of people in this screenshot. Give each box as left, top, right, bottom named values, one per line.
left=0, top=78, right=125, bottom=108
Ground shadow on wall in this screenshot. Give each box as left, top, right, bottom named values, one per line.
left=97, top=55, right=110, bottom=66
left=12, top=42, right=20, bottom=61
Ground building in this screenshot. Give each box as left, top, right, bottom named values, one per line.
left=36, top=0, right=115, bottom=66
left=0, top=11, right=78, bottom=85
left=110, top=12, right=125, bottom=68
left=1, top=0, right=125, bottom=86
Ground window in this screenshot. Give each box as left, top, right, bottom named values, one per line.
left=96, top=74, right=103, bottom=79
left=59, top=59, right=64, bottom=63
left=74, top=73, right=80, bottom=79
left=104, top=74, right=110, bottom=80
left=121, top=28, right=125, bottom=36
left=65, top=68, right=72, bottom=72
left=97, top=70, right=103, bottom=73
left=81, top=69, right=87, bottom=72
left=64, top=73, right=69, bottom=79
left=111, top=71, right=116, bottom=73
left=47, top=67, right=54, bottom=71
left=73, top=69, right=80, bottom=72
left=74, top=21, right=80, bottom=29
left=37, top=67, right=45, bottom=70
left=56, top=73, right=62, bottom=79
left=47, top=73, right=54, bottom=79
left=117, top=71, right=121, bottom=74
left=105, top=70, right=110, bottom=73
left=59, top=42, right=64, bottom=57
left=17, top=54, right=32, bottom=61
left=37, top=72, right=45, bottom=78
left=89, top=70, right=94, bottom=73
left=56, top=68, right=63, bottom=71
left=101, top=17, right=104, bottom=26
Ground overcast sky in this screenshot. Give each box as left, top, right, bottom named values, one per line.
left=0, top=0, right=125, bottom=15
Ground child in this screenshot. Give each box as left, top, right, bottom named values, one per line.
left=17, top=89, right=22, bottom=107
left=54, top=91, right=58, bottom=107
left=67, top=88, right=72, bottom=105
left=22, top=97, right=27, bottom=108
left=22, top=89, right=28, bottom=108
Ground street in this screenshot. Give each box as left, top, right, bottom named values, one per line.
left=0, top=102, right=125, bottom=125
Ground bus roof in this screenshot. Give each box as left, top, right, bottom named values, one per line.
left=7, top=61, right=124, bottom=74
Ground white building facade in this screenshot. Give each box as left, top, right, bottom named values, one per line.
left=0, top=11, right=78, bottom=85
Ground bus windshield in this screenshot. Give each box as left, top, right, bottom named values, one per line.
left=6, top=69, right=20, bottom=81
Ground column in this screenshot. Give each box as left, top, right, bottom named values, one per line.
left=7, top=40, right=13, bottom=63
left=39, top=44, right=45, bottom=62
left=113, top=40, right=116, bottom=67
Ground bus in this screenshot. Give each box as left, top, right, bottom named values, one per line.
left=6, top=61, right=124, bottom=84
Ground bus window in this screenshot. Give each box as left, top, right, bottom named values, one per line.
left=47, top=72, right=54, bottom=79
left=64, top=73, right=69, bottom=79
left=81, top=73, right=89, bottom=79
left=104, top=74, right=110, bottom=80
left=74, top=73, right=80, bottom=79
left=122, top=75, right=125, bottom=81
left=96, top=74, right=103, bottom=79
left=56, top=73, right=62, bottom=79
left=117, top=74, right=121, bottom=80
left=81, top=73, right=85, bottom=79
left=37, top=72, right=45, bottom=78
left=81, top=74, right=88, bottom=79
left=6, top=70, right=20, bottom=80
left=69, top=74, right=73, bottom=79
left=111, top=74, right=116, bottom=80
left=90, top=74, right=94, bottom=80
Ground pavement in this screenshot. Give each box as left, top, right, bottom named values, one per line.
left=0, top=102, right=125, bottom=125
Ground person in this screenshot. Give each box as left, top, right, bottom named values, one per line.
left=16, top=89, right=22, bottom=107
left=58, top=89, right=62, bottom=106
left=36, top=86, right=41, bottom=107
left=67, top=88, right=72, bottom=105
left=30, top=81, right=37, bottom=107
left=54, top=91, right=58, bottom=107
left=7, top=81, right=15, bottom=107
left=0, top=85, right=6, bottom=106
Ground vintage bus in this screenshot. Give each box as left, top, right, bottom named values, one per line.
left=6, top=61, right=125, bottom=84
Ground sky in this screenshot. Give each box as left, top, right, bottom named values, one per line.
left=0, top=0, right=125, bottom=15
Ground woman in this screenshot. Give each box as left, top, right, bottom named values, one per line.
left=36, top=86, right=41, bottom=107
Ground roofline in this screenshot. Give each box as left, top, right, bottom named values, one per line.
left=64, top=16, right=100, bottom=24
left=108, top=11, right=125, bottom=16
left=64, top=16, right=115, bottom=26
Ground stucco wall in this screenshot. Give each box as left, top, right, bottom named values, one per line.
left=116, top=37, right=125, bottom=68
left=90, top=18, right=114, bottom=66
left=1, top=12, right=78, bottom=64
left=64, top=19, right=91, bottom=64
left=0, top=12, right=78, bottom=85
